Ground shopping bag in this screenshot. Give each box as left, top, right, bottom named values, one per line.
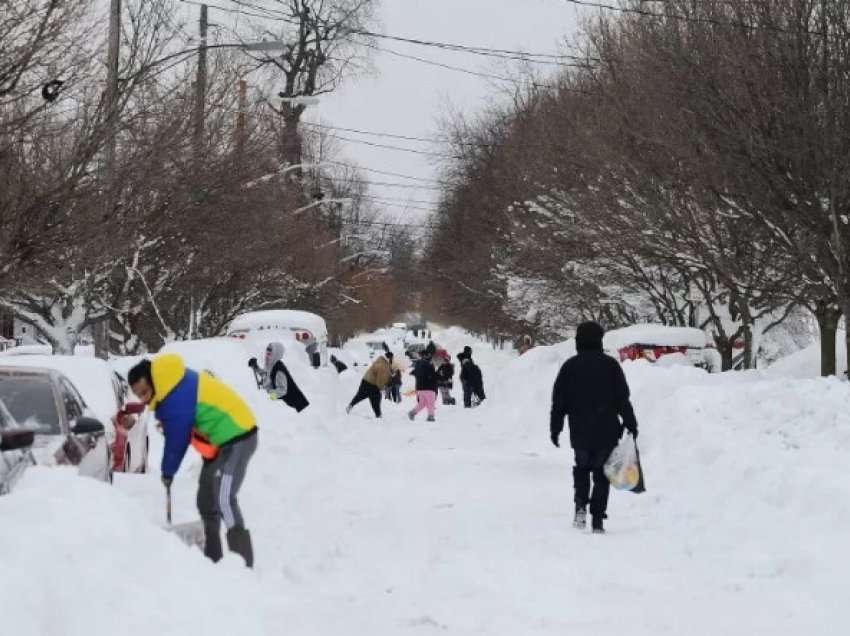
left=604, top=434, right=646, bottom=493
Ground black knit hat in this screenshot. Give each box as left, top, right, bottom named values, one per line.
left=575, top=321, right=604, bottom=352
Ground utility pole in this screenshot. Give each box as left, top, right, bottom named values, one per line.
left=193, top=4, right=208, bottom=169
left=95, top=0, right=121, bottom=360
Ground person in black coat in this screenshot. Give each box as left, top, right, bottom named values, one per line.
left=249, top=342, right=310, bottom=412
left=550, top=321, right=638, bottom=533
left=458, top=348, right=485, bottom=408
left=408, top=344, right=439, bottom=421
left=435, top=353, right=456, bottom=405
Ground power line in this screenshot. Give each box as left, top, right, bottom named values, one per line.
left=357, top=193, right=440, bottom=207
left=359, top=40, right=559, bottom=89
left=302, top=120, right=502, bottom=149
left=322, top=160, right=456, bottom=186
left=210, top=0, right=592, bottom=63
left=314, top=174, right=445, bottom=191
left=322, top=132, right=462, bottom=160
left=302, top=121, right=450, bottom=146
left=561, top=0, right=828, bottom=37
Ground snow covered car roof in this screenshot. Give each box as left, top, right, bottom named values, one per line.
left=227, top=310, right=328, bottom=338
left=603, top=325, right=707, bottom=350
left=0, top=355, right=121, bottom=426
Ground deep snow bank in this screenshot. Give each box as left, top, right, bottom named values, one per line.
left=767, top=330, right=847, bottom=378
left=0, top=468, right=284, bottom=636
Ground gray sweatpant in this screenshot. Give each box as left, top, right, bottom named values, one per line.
left=197, top=430, right=258, bottom=561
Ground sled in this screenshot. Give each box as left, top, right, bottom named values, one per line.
left=165, top=484, right=206, bottom=549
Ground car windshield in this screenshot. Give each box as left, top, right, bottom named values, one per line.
left=0, top=376, right=61, bottom=434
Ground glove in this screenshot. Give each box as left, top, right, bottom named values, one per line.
left=268, top=391, right=278, bottom=401
left=161, top=476, right=173, bottom=488
left=248, top=357, right=258, bottom=368
left=550, top=431, right=560, bottom=448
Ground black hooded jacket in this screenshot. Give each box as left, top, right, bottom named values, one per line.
left=550, top=322, right=638, bottom=450
left=271, top=360, right=310, bottom=412
left=411, top=356, right=439, bottom=391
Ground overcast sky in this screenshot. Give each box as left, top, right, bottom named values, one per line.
left=173, top=1, right=588, bottom=225
left=311, top=0, right=586, bottom=225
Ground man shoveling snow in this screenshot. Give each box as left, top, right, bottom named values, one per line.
left=129, top=354, right=258, bottom=567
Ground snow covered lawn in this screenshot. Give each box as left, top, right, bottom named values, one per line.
left=1, top=328, right=847, bottom=634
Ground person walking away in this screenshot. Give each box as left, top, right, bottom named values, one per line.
left=435, top=352, right=456, bottom=405
left=409, top=343, right=439, bottom=421
left=128, top=354, right=258, bottom=566
left=459, top=348, right=486, bottom=408
left=249, top=342, right=309, bottom=412
left=347, top=351, right=393, bottom=418
left=549, top=321, right=638, bottom=534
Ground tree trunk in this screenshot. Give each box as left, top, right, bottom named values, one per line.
left=814, top=300, right=840, bottom=377
left=716, top=339, right=734, bottom=371
left=93, top=319, right=109, bottom=359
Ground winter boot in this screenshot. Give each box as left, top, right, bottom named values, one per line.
left=203, top=522, right=223, bottom=563
left=408, top=409, right=416, bottom=421
left=427, top=415, right=435, bottom=422
left=573, top=507, right=587, bottom=530
left=591, top=515, right=605, bottom=534
left=226, top=526, right=254, bottom=568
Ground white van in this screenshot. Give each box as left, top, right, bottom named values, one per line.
left=227, top=310, right=329, bottom=368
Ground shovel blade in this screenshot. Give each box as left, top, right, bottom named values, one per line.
left=167, top=520, right=206, bottom=550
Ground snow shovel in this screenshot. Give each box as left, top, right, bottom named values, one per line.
left=165, top=483, right=206, bottom=550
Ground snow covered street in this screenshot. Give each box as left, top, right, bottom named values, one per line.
left=1, top=328, right=848, bottom=635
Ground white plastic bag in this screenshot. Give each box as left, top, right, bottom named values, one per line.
left=604, top=435, right=643, bottom=491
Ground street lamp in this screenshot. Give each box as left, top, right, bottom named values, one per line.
left=291, top=197, right=352, bottom=216
left=242, top=162, right=331, bottom=189
left=278, top=94, right=320, bottom=107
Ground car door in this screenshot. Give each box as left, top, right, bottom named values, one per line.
left=58, top=377, right=110, bottom=481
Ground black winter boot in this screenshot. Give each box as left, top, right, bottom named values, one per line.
left=226, top=526, right=254, bottom=568
left=591, top=515, right=605, bottom=534
left=203, top=522, right=223, bottom=562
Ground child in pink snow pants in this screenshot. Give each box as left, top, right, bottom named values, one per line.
left=409, top=344, right=439, bottom=422
left=412, top=390, right=437, bottom=419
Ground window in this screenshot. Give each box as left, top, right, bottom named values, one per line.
left=0, top=375, right=61, bottom=434
left=59, top=378, right=84, bottom=422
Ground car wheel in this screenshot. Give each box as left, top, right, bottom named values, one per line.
left=123, top=445, right=131, bottom=473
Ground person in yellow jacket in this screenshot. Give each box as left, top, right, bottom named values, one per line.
left=346, top=351, right=393, bottom=418
left=128, top=354, right=258, bottom=567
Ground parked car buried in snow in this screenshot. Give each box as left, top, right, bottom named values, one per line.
left=603, top=325, right=709, bottom=369
left=227, top=310, right=329, bottom=368
left=0, top=356, right=150, bottom=480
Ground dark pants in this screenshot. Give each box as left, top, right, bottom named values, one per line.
left=391, top=385, right=401, bottom=403
left=462, top=382, right=484, bottom=408
left=350, top=380, right=382, bottom=417
left=198, top=430, right=258, bottom=566
left=573, top=447, right=614, bottom=517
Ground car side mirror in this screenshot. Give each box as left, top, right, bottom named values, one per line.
left=71, top=417, right=105, bottom=436
left=0, top=429, right=35, bottom=451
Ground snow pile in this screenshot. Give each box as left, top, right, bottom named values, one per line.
left=9, top=325, right=849, bottom=635
left=767, top=330, right=847, bottom=378
left=0, top=467, right=283, bottom=636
